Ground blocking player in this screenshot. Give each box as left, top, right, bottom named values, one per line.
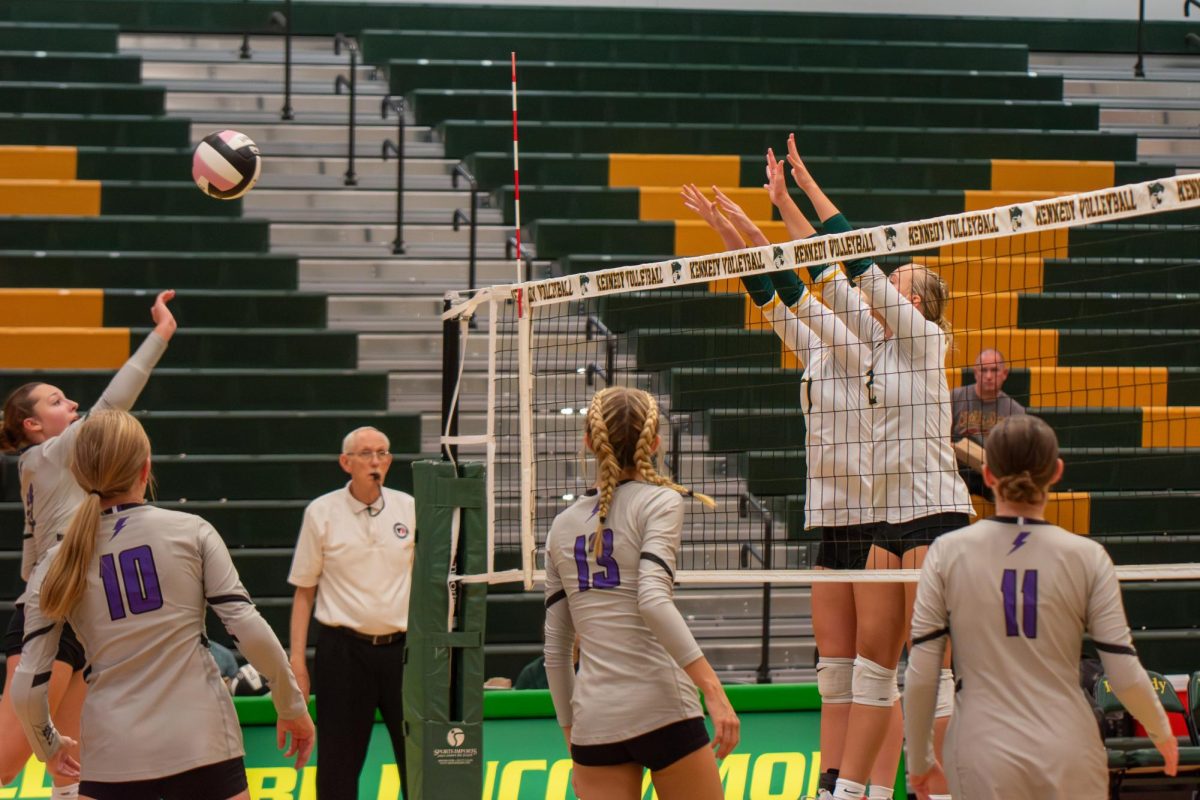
left=10, top=409, right=315, bottom=799
left=0, top=289, right=178, bottom=798
left=904, top=414, right=1176, bottom=799
left=543, top=386, right=738, bottom=800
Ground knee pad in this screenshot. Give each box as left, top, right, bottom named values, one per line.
left=852, top=655, right=899, bottom=708
left=936, top=667, right=956, bottom=718
left=816, top=657, right=854, bottom=704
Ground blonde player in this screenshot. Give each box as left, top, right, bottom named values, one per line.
left=543, top=386, right=739, bottom=800
left=905, top=415, right=1177, bottom=799
left=682, top=180, right=903, bottom=800
left=10, top=409, right=314, bottom=799
left=0, top=290, right=177, bottom=797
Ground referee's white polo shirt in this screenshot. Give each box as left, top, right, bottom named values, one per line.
left=288, top=482, right=417, bottom=636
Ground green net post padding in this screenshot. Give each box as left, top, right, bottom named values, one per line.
left=404, top=460, right=488, bottom=799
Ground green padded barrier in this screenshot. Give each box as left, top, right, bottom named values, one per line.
left=77, top=147, right=192, bottom=181
left=389, top=59, right=1063, bottom=101
left=410, top=90, right=1097, bottom=131
left=362, top=29, right=1029, bottom=71
left=441, top=121, right=1138, bottom=161
left=1090, top=495, right=1200, bottom=537
left=1043, top=259, right=1200, bottom=295
left=0, top=83, right=165, bottom=115
left=528, top=219, right=672, bottom=261
left=741, top=450, right=807, bottom=496
left=0, top=113, right=190, bottom=147
left=141, top=328, right=358, bottom=369
left=1097, top=533, right=1200, bottom=562
left=1114, top=632, right=1200, bottom=676
left=705, top=409, right=807, bottom=452
left=1029, top=408, right=1143, bottom=448
left=1058, top=448, right=1200, bottom=493
left=597, top=291, right=744, bottom=332
left=774, top=496, right=820, bottom=542
left=100, top=182, right=241, bottom=216
left=0, top=52, right=142, bottom=83
left=668, top=367, right=804, bottom=410
left=0, top=252, right=298, bottom=290
left=406, top=460, right=487, bottom=800
left=104, top=289, right=326, bottom=328
left=0, top=217, right=270, bottom=252
left=635, top=329, right=781, bottom=370
left=134, top=410, right=422, bottom=455
left=0, top=22, right=119, bottom=53
left=1069, top=225, right=1200, bottom=258
left=0, top=369, right=390, bottom=411
left=1121, top=582, right=1200, bottom=630
left=1057, top=331, right=1200, bottom=368
left=228, top=547, right=294, bottom=598
left=1018, top=293, right=1200, bottom=331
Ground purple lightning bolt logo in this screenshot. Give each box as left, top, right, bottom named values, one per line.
left=110, top=517, right=129, bottom=540
left=1007, top=531, right=1031, bottom=555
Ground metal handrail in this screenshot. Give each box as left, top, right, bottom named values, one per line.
left=381, top=95, right=406, bottom=254
left=739, top=492, right=775, bottom=685
left=1136, top=0, right=1148, bottom=77
left=584, top=315, right=616, bottom=389
left=333, top=34, right=357, bottom=186
left=452, top=163, right=480, bottom=291
left=238, top=0, right=293, bottom=120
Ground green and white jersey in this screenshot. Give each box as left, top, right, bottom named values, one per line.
left=543, top=482, right=704, bottom=745
left=12, top=504, right=307, bottom=782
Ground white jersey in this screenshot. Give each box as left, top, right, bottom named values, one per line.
left=905, top=517, right=1168, bottom=799
left=11, top=504, right=307, bottom=782
left=830, top=267, right=972, bottom=523
left=543, top=482, right=704, bottom=745
left=17, top=332, right=167, bottom=595
left=760, top=292, right=877, bottom=528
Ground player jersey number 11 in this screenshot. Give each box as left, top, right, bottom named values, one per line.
left=1001, top=568, right=1038, bottom=639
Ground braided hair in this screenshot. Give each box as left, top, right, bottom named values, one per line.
left=585, top=387, right=716, bottom=558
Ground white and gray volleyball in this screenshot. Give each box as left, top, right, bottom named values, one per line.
left=192, top=130, right=261, bottom=200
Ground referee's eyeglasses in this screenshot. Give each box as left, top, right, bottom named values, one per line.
left=349, top=449, right=391, bottom=461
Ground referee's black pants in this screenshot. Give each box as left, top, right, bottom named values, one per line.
left=315, top=623, right=408, bottom=799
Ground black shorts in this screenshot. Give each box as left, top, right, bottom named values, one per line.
left=572, top=718, right=709, bottom=772
left=814, top=523, right=882, bottom=570
left=3, top=604, right=87, bottom=671
left=872, top=512, right=971, bottom=558
left=79, top=757, right=248, bottom=800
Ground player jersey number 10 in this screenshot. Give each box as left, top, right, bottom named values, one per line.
left=100, top=545, right=164, bottom=620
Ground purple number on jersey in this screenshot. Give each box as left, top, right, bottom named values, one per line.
left=1001, top=567, right=1038, bottom=639
left=99, top=544, right=165, bottom=620
left=573, top=529, right=621, bottom=592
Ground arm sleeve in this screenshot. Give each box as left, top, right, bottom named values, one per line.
left=904, top=543, right=951, bottom=775
left=10, top=558, right=67, bottom=761
left=1087, top=551, right=1173, bottom=743
left=201, top=521, right=309, bottom=720
left=825, top=270, right=886, bottom=346
left=287, top=505, right=324, bottom=588
left=637, top=493, right=703, bottom=668
left=761, top=298, right=819, bottom=369
left=858, top=264, right=940, bottom=360
left=793, top=291, right=870, bottom=377
left=542, top=542, right=576, bottom=728
left=20, top=520, right=35, bottom=583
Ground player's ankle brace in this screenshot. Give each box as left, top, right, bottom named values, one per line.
left=935, top=667, right=956, bottom=718
left=817, top=657, right=853, bottom=704
left=852, top=655, right=899, bottom=707
left=740, top=275, right=775, bottom=307
left=768, top=268, right=805, bottom=308
left=818, top=768, right=840, bottom=793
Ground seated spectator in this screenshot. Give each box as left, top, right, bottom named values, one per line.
left=951, top=348, right=1026, bottom=499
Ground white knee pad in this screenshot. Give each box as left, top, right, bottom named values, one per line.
left=852, top=655, right=899, bottom=708
left=817, top=657, right=854, bottom=704
left=936, top=668, right=956, bottom=718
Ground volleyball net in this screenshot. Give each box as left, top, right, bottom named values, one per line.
left=441, top=172, right=1200, bottom=589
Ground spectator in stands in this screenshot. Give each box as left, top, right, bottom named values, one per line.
left=951, top=349, right=1026, bottom=500
left=287, top=426, right=416, bottom=799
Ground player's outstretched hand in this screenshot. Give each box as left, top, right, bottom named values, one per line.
left=785, top=133, right=817, bottom=192
left=706, top=692, right=740, bottom=760
left=711, top=186, right=755, bottom=234
left=47, top=736, right=81, bottom=782
left=278, top=711, right=316, bottom=770
left=1156, top=734, right=1179, bottom=776
left=908, top=760, right=947, bottom=800
left=681, top=183, right=741, bottom=245
left=763, top=149, right=790, bottom=209
left=151, top=290, right=178, bottom=341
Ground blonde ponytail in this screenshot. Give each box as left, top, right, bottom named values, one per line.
left=907, top=264, right=953, bottom=341
left=40, top=409, right=150, bottom=619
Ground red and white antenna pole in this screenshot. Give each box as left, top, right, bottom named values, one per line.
left=511, top=52, right=524, bottom=286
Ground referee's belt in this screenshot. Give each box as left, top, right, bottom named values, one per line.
left=327, top=624, right=406, bottom=646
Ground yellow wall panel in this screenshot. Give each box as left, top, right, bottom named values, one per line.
left=1141, top=407, right=1200, bottom=448
left=0, top=179, right=100, bottom=216
left=939, top=229, right=1068, bottom=260
left=915, top=257, right=1044, bottom=294
left=1029, top=366, right=1168, bottom=408
left=0, top=328, right=129, bottom=369
left=991, top=159, right=1115, bottom=193
left=639, top=186, right=771, bottom=221
left=609, top=154, right=740, bottom=188
left=970, top=492, right=1090, bottom=533
left=674, top=220, right=788, bottom=257
left=0, top=290, right=103, bottom=327
left=949, top=329, right=1058, bottom=370
left=945, top=292, right=1019, bottom=332
left=0, top=146, right=76, bottom=180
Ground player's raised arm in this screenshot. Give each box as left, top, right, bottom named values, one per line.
left=681, top=183, right=775, bottom=309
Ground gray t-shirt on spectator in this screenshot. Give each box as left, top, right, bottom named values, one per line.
left=951, top=386, right=1025, bottom=445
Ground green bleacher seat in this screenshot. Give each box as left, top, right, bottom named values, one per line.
left=0, top=51, right=142, bottom=83
left=0, top=21, right=118, bottom=53
left=104, top=290, right=325, bottom=328
left=100, top=182, right=243, bottom=217
left=147, top=328, right=357, bottom=369
left=134, top=410, right=422, bottom=455
left=75, top=146, right=192, bottom=181
left=1044, top=260, right=1200, bottom=295
left=0, top=217, right=270, bottom=252
left=598, top=291, right=744, bottom=332
left=0, top=113, right=189, bottom=147
left=0, top=83, right=164, bottom=115
left=0, top=252, right=298, bottom=290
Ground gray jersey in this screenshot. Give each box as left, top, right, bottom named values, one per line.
left=543, top=482, right=704, bottom=745
left=12, top=504, right=307, bottom=782
left=17, top=332, right=167, bottom=591
left=905, top=517, right=1167, bottom=799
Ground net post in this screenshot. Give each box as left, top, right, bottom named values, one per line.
left=441, top=295, right=460, bottom=463
left=516, top=290, right=537, bottom=589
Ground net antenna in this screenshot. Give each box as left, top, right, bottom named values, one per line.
left=442, top=173, right=1200, bottom=589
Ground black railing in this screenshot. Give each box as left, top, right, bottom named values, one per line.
left=1136, top=0, right=1148, bottom=76
left=238, top=0, right=294, bottom=120
left=381, top=95, right=406, bottom=254
left=452, top=163, right=480, bottom=291
left=333, top=33, right=358, bottom=186
left=739, top=493, right=775, bottom=685
left=584, top=315, right=616, bottom=389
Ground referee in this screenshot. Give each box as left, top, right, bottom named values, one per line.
left=288, top=426, right=416, bottom=798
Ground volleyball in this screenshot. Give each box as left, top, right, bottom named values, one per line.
left=192, top=129, right=261, bottom=200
